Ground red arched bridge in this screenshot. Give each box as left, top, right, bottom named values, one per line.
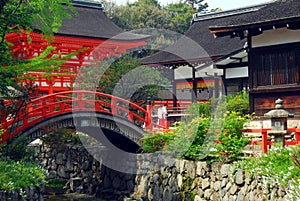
left=0, top=91, right=167, bottom=147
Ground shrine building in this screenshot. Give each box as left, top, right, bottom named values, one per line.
left=5, top=0, right=149, bottom=96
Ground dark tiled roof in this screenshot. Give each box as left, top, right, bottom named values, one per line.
left=55, top=0, right=149, bottom=41
left=210, top=0, right=300, bottom=36
left=141, top=7, right=252, bottom=65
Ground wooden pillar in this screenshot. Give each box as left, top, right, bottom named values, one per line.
left=172, top=73, right=177, bottom=108
left=261, top=129, right=268, bottom=154
left=145, top=97, right=152, bottom=130
left=214, top=73, right=219, bottom=98
left=47, top=80, right=54, bottom=94
left=191, top=66, right=197, bottom=103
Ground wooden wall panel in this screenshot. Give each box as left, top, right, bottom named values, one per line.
left=252, top=92, right=300, bottom=117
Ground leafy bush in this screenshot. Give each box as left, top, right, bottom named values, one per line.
left=0, top=159, right=47, bottom=193
left=234, top=145, right=300, bottom=200
left=2, top=136, right=34, bottom=161
left=140, top=92, right=251, bottom=161
left=167, top=116, right=210, bottom=160
left=214, top=111, right=250, bottom=161
left=139, top=131, right=175, bottom=153
left=291, top=146, right=300, bottom=169
left=226, top=91, right=249, bottom=114
left=185, top=102, right=211, bottom=118
left=40, top=128, right=80, bottom=150
left=45, top=179, right=66, bottom=188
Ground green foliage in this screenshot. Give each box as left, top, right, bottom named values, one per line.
left=291, top=145, right=300, bottom=169
left=0, top=0, right=75, bottom=38
left=165, top=2, right=198, bottom=34
left=2, top=136, right=34, bottom=161
left=226, top=91, right=250, bottom=114
left=140, top=92, right=250, bottom=161
left=104, top=0, right=207, bottom=34
left=96, top=56, right=170, bottom=104
left=0, top=159, right=47, bottom=193
left=185, top=0, right=208, bottom=12
left=140, top=116, right=211, bottom=160
left=234, top=145, right=300, bottom=199
left=0, top=0, right=75, bottom=67
left=45, top=179, right=66, bottom=189
left=214, top=111, right=250, bottom=161
left=180, top=176, right=196, bottom=200
left=0, top=128, right=4, bottom=154
left=199, top=102, right=211, bottom=117
left=0, top=0, right=79, bottom=122
left=40, top=128, right=80, bottom=149
left=139, top=131, right=175, bottom=153
left=169, top=116, right=211, bottom=160
left=108, top=0, right=171, bottom=31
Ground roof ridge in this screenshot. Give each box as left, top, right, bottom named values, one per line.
left=193, top=2, right=272, bottom=22
left=72, top=0, right=104, bottom=10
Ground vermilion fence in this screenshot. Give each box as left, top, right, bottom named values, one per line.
left=243, top=128, right=300, bottom=153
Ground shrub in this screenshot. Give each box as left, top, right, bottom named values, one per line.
left=185, top=102, right=211, bottom=118
left=140, top=116, right=211, bottom=160
left=214, top=111, right=250, bottom=161
left=0, top=159, right=47, bottom=193
left=226, top=91, right=249, bottom=114
left=234, top=145, right=300, bottom=200
left=2, top=136, right=34, bottom=161
left=139, top=131, right=175, bottom=153
left=45, top=179, right=67, bottom=188
left=291, top=145, right=300, bottom=169
left=139, top=92, right=251, bottom=161
left=167, top=116, right=211, bottom=160
left=40, top=128, right=80, bottom=150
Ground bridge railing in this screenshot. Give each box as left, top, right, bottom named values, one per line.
left=1, top=91, right=154, bottom=143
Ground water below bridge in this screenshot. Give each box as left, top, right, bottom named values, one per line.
left=44, top=193, right=106, bottom=201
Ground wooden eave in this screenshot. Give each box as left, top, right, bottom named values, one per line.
left=144, top=55, right=221, bottom=69
left=210, top=16, right=300, bottom=38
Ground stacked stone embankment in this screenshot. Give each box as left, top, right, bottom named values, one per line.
left=33, top=145, right=293, bottom=201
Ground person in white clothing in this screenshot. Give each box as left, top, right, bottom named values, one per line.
left=157, top=104, right=167, bottom=127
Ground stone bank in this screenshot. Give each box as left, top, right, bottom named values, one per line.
left=33, top=145, right=294, bottom=201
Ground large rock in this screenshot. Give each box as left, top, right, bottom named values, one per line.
left=235, top=169, right=244, bottom=185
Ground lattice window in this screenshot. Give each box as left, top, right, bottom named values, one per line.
left=252, top=45, right=300, bottom=87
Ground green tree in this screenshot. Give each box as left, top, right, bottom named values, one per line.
left=105, top=0, right=208, bottom=34
left=96, top=56, right=170, bottom=104
left=109, top=0, right=171, bottom=31
left=0, top=0, right=76, bottom=131
left=185, top=0, right=208, bottom=12
left=0, top=0, right=75, bottom=98
left=166, top=1, right=197, bottom=34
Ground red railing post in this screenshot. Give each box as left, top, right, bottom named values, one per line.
left=111, top=97, right=117, bottom=115
left=128, top=112, right=133, bottom=122
left=296, top=128, right=300, bottom=144
left=78, top=91, right=84, bottom=109
left=262, top=128, right=268, bottom=154
left=164, top=119, right=169, bottom=131
left=42, top=99, right=47, bottom=117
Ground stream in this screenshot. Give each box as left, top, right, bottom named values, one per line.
left=44, top=193, right=106, bottom=201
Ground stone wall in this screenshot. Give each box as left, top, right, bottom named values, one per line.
left=35, top=145, right=103, bottom=194
left=33, top=145, right=295, bottom=201
left=33, top=145, right=136, bottom=200
left=130, top=159, right=293, bottom=201
left=0, top=186, right=44, bottom=201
